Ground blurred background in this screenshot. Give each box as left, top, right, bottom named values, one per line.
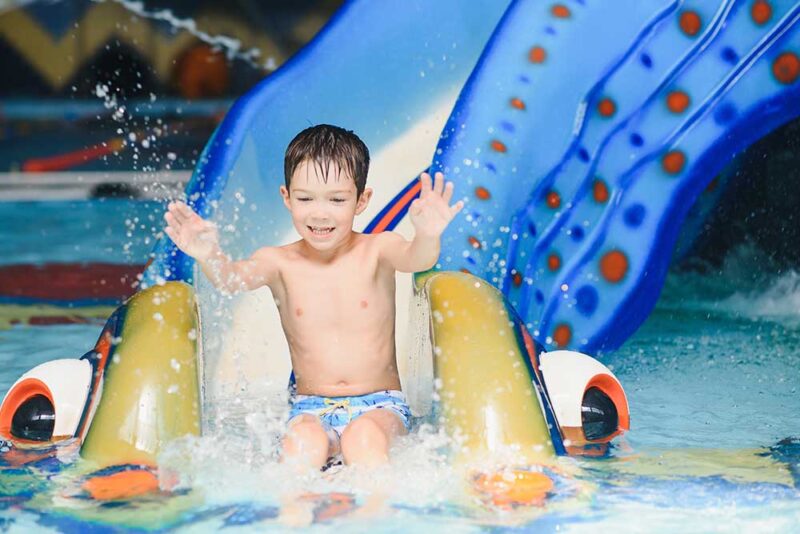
left=2, top=0, right=800, bottom=319
left=0, top=0, right=343, bottom=328
left=0, top=0, right=342, bottom=199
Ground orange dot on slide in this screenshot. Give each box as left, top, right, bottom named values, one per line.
left=512, top=271, right=523, bottom=287
left=666, top=90, right=690, bottom=113
left=475, top=186, right=491, bottom=200
left=545, top=190, right=561, bottom=209
left=473, top=469, right=554, bottom=507
left=551, top=4, right=571, bottom=18
left=510, top=97, right=526, bottom=110
left=600, top=250, right=628, bottom=283
left=547, top=253, right=561, bottom=271
left=529, top=46, right=547, bottom=64
left=597, top=98, right=616, bottom=118
left=679, top=10, right=702, bottom=36
left=491, top=139, right=508, bottom=153
left=82, top=470, right=159, bottom=500
left=593, top=179, right=610, bottom=203
left=468, top=236, right=481, bottom=249
left=553, top=324, right=572, bottom=347
left=662, top=150, right=687, bottom=174
left=751, top=1, right=772, bottom=25
left=773, top=52, right=800, bottom=84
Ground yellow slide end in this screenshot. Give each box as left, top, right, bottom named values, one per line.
left=80, top=282, right=201, bottom=468
left=419, top=272, right=558, bottom=466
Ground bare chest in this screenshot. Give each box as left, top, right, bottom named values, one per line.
left=274, top=248, right=394, bottom=332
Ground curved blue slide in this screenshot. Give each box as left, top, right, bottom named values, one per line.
left=435, top=0, right=800, bottom=353
left=145, top=0, right=800, bottom=356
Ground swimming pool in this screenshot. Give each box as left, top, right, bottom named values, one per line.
left=1, top=199, right=798, bottom=531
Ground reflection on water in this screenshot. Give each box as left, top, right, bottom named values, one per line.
left=1, top=202, right=799, bottom=529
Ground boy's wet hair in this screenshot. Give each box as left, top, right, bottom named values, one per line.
left=284, top=124, right=370, bottom=197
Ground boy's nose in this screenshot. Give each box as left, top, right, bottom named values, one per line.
left=309, top=210, right=332, bottom=222
left=309, top=218, right=333, bottom=227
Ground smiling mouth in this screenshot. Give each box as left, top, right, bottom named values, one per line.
left=308, top=226, right=335, bottom=235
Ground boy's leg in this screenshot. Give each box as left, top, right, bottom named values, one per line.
left=281, top=414, right=339, bottom=470
left=339, top=409, right=407, bottom=467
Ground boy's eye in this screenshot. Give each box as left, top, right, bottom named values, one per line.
left=332, top=198, right=346, bottom=203
left=297, top=198, right=311, bottom=202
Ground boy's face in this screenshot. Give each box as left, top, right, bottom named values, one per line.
left=280, top=159, right=372, bottom=251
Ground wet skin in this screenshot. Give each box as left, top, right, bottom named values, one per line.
left=164, top=160, right=463, bottom=466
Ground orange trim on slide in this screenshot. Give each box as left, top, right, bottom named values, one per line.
left=369, top=180, right=422, bottom=233
left=473, top=468, right=554, bottom=508
left=520, top=327, right=543, bottom=382
left=76, top=329, right=113, bottom=440
left=87, top=329, right=113, bottom=407
left=0, top=378, right=54, bottom=439
left=82, top=469, right=159, bottom=500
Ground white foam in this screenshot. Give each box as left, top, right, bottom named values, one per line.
left=722, top=270, right=800, bottom=325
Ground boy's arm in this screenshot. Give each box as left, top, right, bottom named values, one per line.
left=379, top=172, right=463, bottom=273
left=380, top=232, right=440, bottom=273
left=197, top=245, right=278, bottom=294
left=164, top=201, right=278, bottom=294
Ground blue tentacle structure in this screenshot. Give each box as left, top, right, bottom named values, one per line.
left=437, top=0, right=800, bottom=353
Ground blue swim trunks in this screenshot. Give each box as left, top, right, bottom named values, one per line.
left=288, top=389, right=412, bottom=439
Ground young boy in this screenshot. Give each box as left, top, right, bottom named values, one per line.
left=164, top=124, right=463, bottom=469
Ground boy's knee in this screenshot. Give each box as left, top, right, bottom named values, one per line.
left=340, top=416, right=388, bottom=455
left=283, top=417, right=329, bottom=459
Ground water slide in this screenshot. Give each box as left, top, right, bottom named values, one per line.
left=140, top=0, right=517, bottom=415
left=133, top=0, right=800, bottom=416
left=4, top=0, right=797, bottom=513
left=435, top=0, right=800, bottom=353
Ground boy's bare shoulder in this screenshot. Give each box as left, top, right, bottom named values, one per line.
left=251, top=243, right=299, bottom=270
left=250, top=244, right=285, bottom=261
left=275, top=240, right=303, bottom=257
left=372, top=232, right=414, bottom=272
left=253, top=240, right=314, bottom=265
left=372, top=231, right=407, bottom=255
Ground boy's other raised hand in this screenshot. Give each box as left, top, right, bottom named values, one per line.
left=163, top=201, right=220, bottom=261
left=408, top=172, right=465, bottom=237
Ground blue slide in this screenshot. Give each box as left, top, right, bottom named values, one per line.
left=435, top=0, right=800, bottom=352
left=145, top=0, right=800, bottom=356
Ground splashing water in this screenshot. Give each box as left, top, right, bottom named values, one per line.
left=156, top=398, right=483, bottom=530
left=660, top=243, right=800, bottom=328
left=722, top=271, right=800, bottom=327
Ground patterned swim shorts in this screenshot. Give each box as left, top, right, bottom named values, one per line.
left=288, top=389, right=412, bottom=439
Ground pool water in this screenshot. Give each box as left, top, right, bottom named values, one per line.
left=1, top=200, right=799, bottom=531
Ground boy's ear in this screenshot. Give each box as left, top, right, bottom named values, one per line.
left=279, top=186, right=291, bottom=210
left=355, top=187, right=373, bottom=215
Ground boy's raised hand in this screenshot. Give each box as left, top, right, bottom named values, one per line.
left=163, top=201, right=220, bottom=261
left=409, top=172, right=464, bottom=237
